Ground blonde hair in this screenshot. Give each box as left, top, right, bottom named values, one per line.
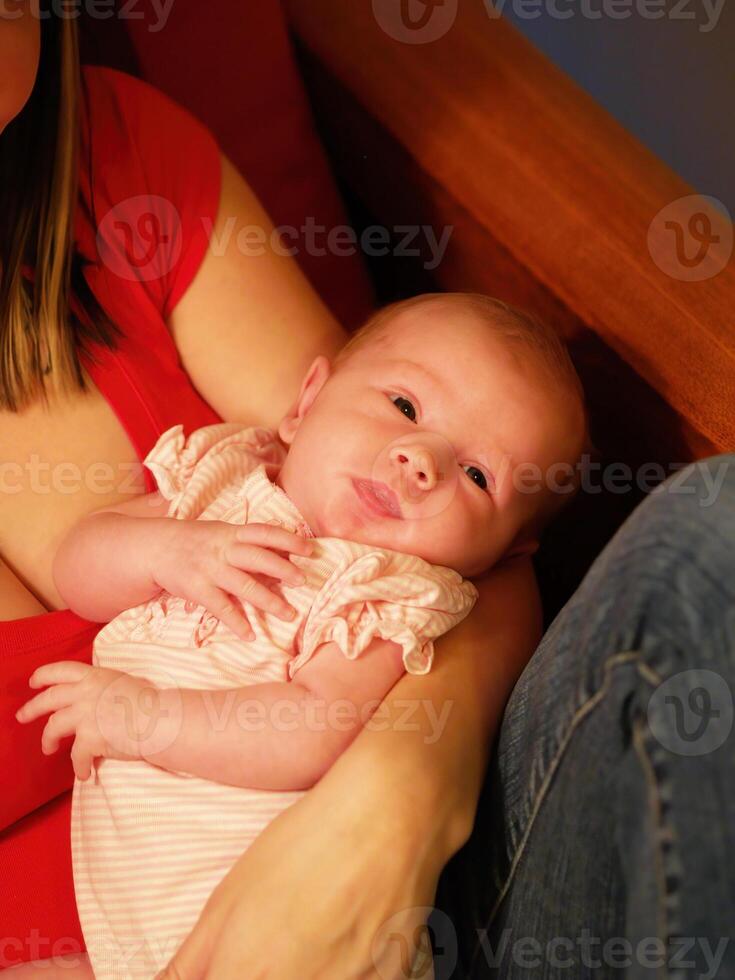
left=338, top=292, right=583, bottom=394
left=0, top=6, right=119, bottom=412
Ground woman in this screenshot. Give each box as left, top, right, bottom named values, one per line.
left=0, top=5, right=539, bottom=977
left=3, top=7, right=733, bottom=980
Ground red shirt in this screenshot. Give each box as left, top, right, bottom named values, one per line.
left=0, top=66, right=223, bottom=963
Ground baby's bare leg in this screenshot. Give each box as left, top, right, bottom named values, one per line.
left=2, top=953, right=94, bottom=979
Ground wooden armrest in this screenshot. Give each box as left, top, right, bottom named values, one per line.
left=284, top=0, right=734, bottom=462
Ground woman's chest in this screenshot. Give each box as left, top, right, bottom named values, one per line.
left=0, top=380, right=146, bottom=610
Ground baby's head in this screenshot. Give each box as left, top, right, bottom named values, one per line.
left=275, top=293, right=588, bottom=577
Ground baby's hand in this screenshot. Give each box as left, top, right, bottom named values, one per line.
left=15, top=661, right=160, bottom=781
left=148, top=520, right=314, bottom=640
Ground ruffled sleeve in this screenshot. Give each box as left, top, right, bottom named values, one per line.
left=288, top=545, right=478, bottom=679
left=144, top=422, right=286, bottom=519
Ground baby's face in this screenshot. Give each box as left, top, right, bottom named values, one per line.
left=276, top=302, right=584, bottom=577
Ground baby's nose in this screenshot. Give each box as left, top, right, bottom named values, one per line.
left=389, top=443, right=440, bottom=492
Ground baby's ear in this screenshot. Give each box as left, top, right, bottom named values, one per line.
left=278, top=355, right=332, bottom=445
left=504, top=533, right=539, bottom=561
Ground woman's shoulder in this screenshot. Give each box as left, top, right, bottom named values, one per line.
left=79, top=65, right=217, bottom=163
left=78, top=64, right=222, bottom=214
left=76, top=65, right=223, bottom=323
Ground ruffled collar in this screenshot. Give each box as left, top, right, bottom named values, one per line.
left=241, top=463, right=316, bottom=539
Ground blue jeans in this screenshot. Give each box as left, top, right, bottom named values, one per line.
left=435, top=454, right=735, bottom=979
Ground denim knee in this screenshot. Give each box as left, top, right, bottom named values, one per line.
left=599, top=452, right=735, bottom=577
left=488, top=448, right=735, bottom=888
left=555, top=452, right=735, bottom=684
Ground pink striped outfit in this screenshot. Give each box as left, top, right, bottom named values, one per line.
left=71, top=422, right=478, bottom=979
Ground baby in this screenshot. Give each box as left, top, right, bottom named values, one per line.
left=14, top=292, right=587, bottom=979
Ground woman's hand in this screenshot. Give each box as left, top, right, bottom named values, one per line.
left=149, top=520, right=314, bottom=640
left=154, top=750, right=447, bottom=980
left=14, top=661, right=159, bottom=780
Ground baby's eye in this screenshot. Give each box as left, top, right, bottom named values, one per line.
left=390, top=395, right=417, bottom=422
left=463, top=465, right=488, bottom=491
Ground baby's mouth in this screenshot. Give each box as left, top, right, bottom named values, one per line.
left=352, top=478, right=403, bottom=519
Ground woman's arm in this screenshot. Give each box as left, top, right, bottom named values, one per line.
left=166, top=153, right=350, bottom=430
left=156, top=554, right=541, bottom=979
left=335, top=553, right=543, bottom=856
left=0, top=555, right=47, bottom=620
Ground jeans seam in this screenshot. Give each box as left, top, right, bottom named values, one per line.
left=468, top=649, right=652, bottom=975
left=631, top=714, right=672, bottom=980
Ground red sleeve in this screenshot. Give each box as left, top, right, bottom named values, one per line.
left=78, top=66, right=222, bottom=322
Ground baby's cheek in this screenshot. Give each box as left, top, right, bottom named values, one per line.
left=406, top=506, right=473, bottom=568
left=449, top=507, right=506, bottom=575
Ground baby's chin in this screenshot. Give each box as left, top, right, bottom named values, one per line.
left=315, top=511, right=400, bottom=551
left=314, top=509, right=484, bottom=574
left=308, top=488, right=500, bottom=573
left=311, top=505, right=409, bottom=555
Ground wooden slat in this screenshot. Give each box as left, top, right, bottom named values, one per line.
left=284, top=0, right=735, bottom=460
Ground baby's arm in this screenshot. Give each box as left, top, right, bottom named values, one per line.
left=142, top=636, right=408, bottom=790
left=53, top=490, right=171, bottom=621
left=16, top=639, right=407, bottom=790
left=53, top=492, right=310, bottom=636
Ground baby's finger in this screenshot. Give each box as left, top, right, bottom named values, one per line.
left=71, top=739, right=94, bottom=782
left=218, top=568, right=297, bottom=623
left=41, top=707, right=78, bottom=755
left=236, top=524, right=314, bottom=557
left=16, top=683, right=77, bottom=724
left=30, top=661, right=91, bottom=689
left=200, top=587, right=255, bottom=642
left=225, top=542, right=306, bottom=587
